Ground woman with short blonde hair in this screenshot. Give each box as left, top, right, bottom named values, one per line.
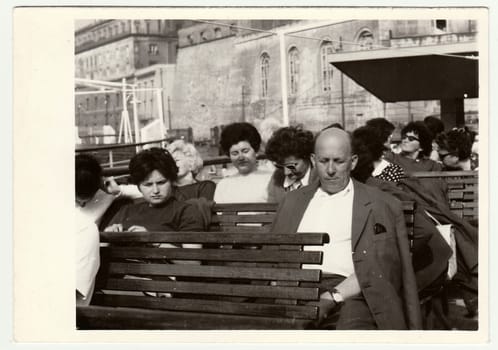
left=166, top=139, right=216, bottom=201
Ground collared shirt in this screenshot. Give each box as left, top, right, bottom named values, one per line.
left=283, top=166, right=312, bottom=191
left=298, top=179, right=355, bottom=276
left=76, top=207, right=100, bottom=300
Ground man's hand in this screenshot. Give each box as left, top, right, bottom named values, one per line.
left=104, top=223, right=123, bottom=232
left=309, top=291, right=339, bottom=323
left=128, top=225, right=147, bottom=232
left=103, top=177, right=121, bottom=195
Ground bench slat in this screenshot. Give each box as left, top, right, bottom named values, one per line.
left=213, top=203, right=279, bottom=212
left=104, top=278, right=320, bottom=300
left=92, top=294, right=318, bottom=320
left=211, top=214, right=275, bottom=224
left=108, top=263, right=322, bottom=282
left=407, top=170, right=477, bottom=178
left=77, top=306, right=312, bottom=330
left=103, top=246, right=323, bottom=264
left=101, top=232, right=329, bottom=245
left=209, top=225, right=272, bottom=233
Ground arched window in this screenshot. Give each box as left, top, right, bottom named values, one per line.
left=214, top=27, right=222, bottom=38
left=260, top=53, right=270, bottom=98
left=357, top=30, right=374, bottom=50
left=288, top=47, right=299, bottom=95
left=320, top=40, right=334, bottom=92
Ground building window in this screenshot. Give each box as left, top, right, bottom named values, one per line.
left=134, top=20, right=141, bottom=33
left=260, top=53, right=270, bottom=98
left=149, top=43, right=159, bottom=55
left=200, top=31, right=209, bottom=41
left=214, top=27, right=222, bottom=38
left=320, top=41, right=334, bottom=92
left=288, top=47, right=299, bottom=95
left=146, top=21, right=151, bottom=34
left=187, top=34, right=194, bottom=45
left=357, top=30, right=374, bottom=50
left=158, top=20, right=161, bottom=32
left=435, top=20, right=447, bottom=31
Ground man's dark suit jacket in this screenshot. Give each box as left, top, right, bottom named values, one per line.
left=271, top=179, right=422, bottom=330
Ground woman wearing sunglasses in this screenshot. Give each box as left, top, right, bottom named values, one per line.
left=386, top=121, right=443, bottom=173
left=435, top=128, right=475, bottom=171
left=265, top=126, right=317, bottom=203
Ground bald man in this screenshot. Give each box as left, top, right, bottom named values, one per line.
left=271, top=128, right=422, bottom=330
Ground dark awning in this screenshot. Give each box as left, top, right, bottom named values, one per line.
left=329, top=42, right=478, bottom=102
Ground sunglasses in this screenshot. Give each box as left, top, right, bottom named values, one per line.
left=402, top=135, right=419, bottom=142
left=274, top=162, right=299, bottom=171
left=438, top=152, right=455, bottom=159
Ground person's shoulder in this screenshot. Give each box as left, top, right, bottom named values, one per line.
left=356, top=180, right=401, bottom=207
left=197, top=180, right=216, bottom=188
left=253, top=168, right=274, bottom=178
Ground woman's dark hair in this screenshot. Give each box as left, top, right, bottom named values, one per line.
left=351, top=129, right=376, bottom=183
left=219, top=122, right=261, bottom=155
left=351, top=126, right=386, bottom=161
left=129, top=147, right=178, bottom=185
left=424, top=116, right=445, bottom=138
left=75, top=153, right=102, bottom=199
left=265, top=126, right=314, bottom=163
left=365, top=118, right=395, bottom=145
left=435, top=128, right=473, bottom=161
left=401, top=121, right=434, bottom=157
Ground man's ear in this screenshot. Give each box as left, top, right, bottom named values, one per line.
left=310, top=153, right=316, bottom=168
left=350, top=154, right=358, bottom=171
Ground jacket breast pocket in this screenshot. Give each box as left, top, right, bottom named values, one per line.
left=373, top=231, right=395, bottom=242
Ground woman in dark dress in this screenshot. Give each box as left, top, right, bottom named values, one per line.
left=105, top=147, right=204, bottom=233
left=352, top=125, right=404, bottom=183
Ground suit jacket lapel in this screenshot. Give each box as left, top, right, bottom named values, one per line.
left=351, top=180, right=373, bottom=251
left=288, top=181, right=319, bottom=233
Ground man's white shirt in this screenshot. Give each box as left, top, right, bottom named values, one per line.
left=298, top=179, right=355, bottom=276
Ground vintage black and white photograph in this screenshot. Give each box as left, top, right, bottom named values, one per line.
left=11, top=5, right=489, bottom=345
left=73, top=15, right=482, bottom=332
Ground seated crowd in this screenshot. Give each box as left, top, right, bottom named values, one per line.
left=75, top=117, right=478, bottom=329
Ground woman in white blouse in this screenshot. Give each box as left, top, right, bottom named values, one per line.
left=214, top=122, right=272, bottom=203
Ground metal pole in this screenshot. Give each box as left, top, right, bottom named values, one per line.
left=340, top=72, right=346, bottom=128
left=167, top=96, right=172, bottom=129
left=241, top=86, right=245, bottom=122
left=156, top=88, right=166, bottom=138
left=118, top=78, right=128, bottom=143
left=132, top=84, right=140, bottom=144
left=278, top=32, right=289, bottom=126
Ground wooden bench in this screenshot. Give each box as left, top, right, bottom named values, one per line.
left=78, top=201, right=416, bottom=330
left=76, top=230, right=329, bottom=330
left=408, top=171, right=478, bottom=222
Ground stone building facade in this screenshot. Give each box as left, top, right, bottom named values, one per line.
left=171, top=19, right=478, bottom=141
left=74, top=20, right=185, bottom=142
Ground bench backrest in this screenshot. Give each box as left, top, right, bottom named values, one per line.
left=408, top=171, right=478, bottom=222
left=210, top=202, right=415, bottom=241
left=209, top=202, right=279, bottom=233
left=84, top=230, right=329, bottom=329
